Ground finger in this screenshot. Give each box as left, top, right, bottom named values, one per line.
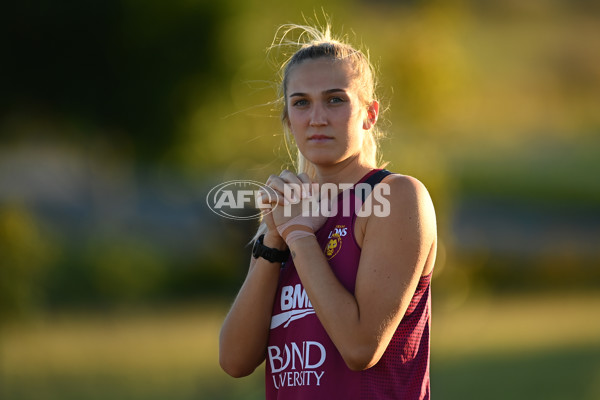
left=279, top=169, right=301, bottom=182
left=279, top=170, right=306, bottom=202
left=297, top=173, right=310, bottom=184
left=297, top=173, right=312, bottom=198
left=256, top=189, right=276, bottom=208
left=259, top=185, right=287, bottom=206
left=270, top=172, right=301, bottom=204
left=266, top=175, right=286, bottom=197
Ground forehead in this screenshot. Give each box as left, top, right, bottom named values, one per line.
left=286, top=58, right=358, bottom=93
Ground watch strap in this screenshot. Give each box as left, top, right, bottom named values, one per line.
left=252, top=234, right=290, bottom=263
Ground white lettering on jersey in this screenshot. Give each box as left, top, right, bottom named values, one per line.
left=268, top=341, right=327, bottom=389
left=271, top=284, right=315, bottom=329
left=327, top=227, right=347, bottom=238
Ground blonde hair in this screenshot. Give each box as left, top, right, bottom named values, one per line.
left=271, top=22, right=385, bottom=179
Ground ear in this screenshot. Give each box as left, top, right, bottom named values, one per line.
left=363, top=100, right=379, bottom=130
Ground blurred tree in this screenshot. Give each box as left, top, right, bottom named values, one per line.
left=1, top=0, right=237, bottom=161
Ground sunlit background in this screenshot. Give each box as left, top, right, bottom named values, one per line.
left=1, top=1, right=599, bottom=399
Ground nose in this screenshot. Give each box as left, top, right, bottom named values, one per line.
left=309, top=103, right=328, bottom=127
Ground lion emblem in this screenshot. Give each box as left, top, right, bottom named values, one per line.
left=325, top=234, right=342, bottom=259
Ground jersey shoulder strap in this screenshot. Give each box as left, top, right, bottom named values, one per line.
left=360, top=169, right=393, bottom=202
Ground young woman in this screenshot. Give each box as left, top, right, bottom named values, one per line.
left=219, top=24, right=437, bottom=400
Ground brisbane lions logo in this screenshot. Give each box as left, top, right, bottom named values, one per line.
left=325, top=225, right=347, bottom=260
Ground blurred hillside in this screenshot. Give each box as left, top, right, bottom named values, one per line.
left=1, top=0, right=599, bottom=318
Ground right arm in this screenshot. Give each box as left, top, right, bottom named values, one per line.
left=219, top=231, right=284, bottom=377
left=219, top=171, right=312, bottom=377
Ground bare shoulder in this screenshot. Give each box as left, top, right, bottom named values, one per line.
left=376, top=174, right=436, bottom=239
left=381, top=172, right=427, bottom=191
left=355, top=173, right=436, bottom=246
left=379, top=173, right=435, bottom=211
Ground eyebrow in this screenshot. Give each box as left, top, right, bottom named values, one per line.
left=289, top=88, right=347, bottom=98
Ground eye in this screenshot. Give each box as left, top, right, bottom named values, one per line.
left=292, top=99, right=309, bottom=107
left=328, top=96, right=345, bottom=104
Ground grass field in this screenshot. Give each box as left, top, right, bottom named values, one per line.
left=1, top=292, right=600, bottom=400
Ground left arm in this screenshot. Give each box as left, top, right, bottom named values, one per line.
left=283, top=175, right=437, bottom=371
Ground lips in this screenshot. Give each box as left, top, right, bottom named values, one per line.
left=308, top=134, right=333, bottom=141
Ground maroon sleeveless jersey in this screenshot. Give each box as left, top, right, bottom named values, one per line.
left=266, top=170, right=432, bottom=400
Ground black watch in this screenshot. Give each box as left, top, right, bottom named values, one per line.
left=252, top=234, right=290, bottom=263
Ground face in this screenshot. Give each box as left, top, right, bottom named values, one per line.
left=285, top=57, right=377, bottom=168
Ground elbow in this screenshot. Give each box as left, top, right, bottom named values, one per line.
left=219, top=352, right=256, bottom=378
left=344, top=356, right=377, bottom=372
left=341, top=345, right=381, bottom=372
left=220, top=364, right=255, bottom=379
left=219, top=335, right=258, bottom=378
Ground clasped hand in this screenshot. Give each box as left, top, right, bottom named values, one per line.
left=258, top=170, right=328, bottom=243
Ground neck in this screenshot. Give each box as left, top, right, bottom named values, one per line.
left=314, top=156, right=376, bottom=187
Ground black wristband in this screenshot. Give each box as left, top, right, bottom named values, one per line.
left=252, top=234, right=290, bottom=263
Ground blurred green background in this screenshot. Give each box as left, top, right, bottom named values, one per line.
left=1, top=0, right=599, bottom=399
